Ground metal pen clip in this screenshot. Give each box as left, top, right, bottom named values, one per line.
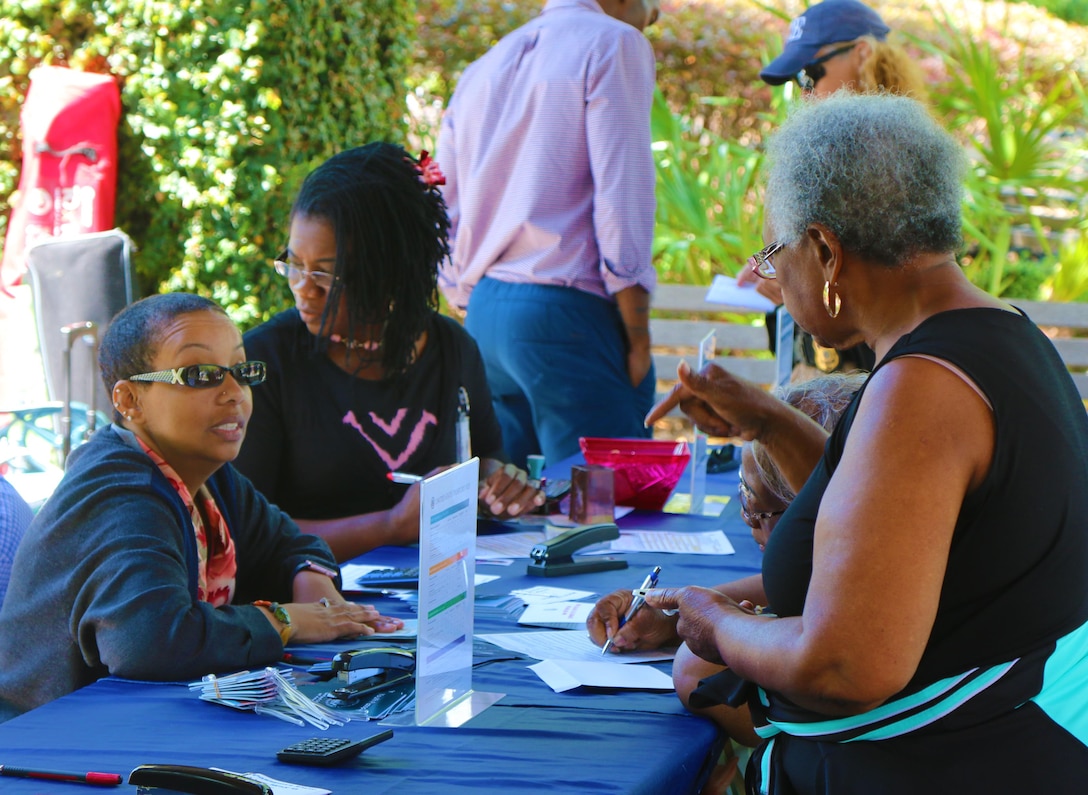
left=456, top=386, right=471, bottom=463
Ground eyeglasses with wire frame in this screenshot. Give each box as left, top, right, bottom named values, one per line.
left=128, top=361, right=267, bottom=389
left=795, top=43, right=858, bottom=92
left=738, top=473, right=786, bottom=529
left=748, top=241, right=784, bottom=280
left=273, top=251, right=339, bottom=290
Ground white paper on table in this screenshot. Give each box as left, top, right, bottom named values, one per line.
left=529, top=659, right=675, bottom=693
left=476, top=630, right=675, bottom=664
left=705, top=274, right=778, bottom=312
left=212, top=771, right=329, bottom=795
left=605, top=529, right=736, bottom=555
left=517, top=601, right=595, bottom=630
left=509, top=585, right=597, bottom=605
left=475, top=531, right=547, bottom=559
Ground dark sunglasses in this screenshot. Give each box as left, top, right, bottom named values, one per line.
left=128, top=361, right=267, bottom=389
left=796, top=43, right=858, bottom=91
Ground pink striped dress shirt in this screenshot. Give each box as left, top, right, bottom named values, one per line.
left=437, top=0, right=658, bottom=310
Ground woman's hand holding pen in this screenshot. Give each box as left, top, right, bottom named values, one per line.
left=642, top=586, right=759, bottom=667
left=586, top=588, right=680, bottom=653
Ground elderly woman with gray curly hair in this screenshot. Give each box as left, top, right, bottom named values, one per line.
left=644, top=93, right=1088, bottom=792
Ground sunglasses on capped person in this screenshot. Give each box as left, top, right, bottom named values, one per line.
left=128, top=361, right=267, bottom=389
left=795, top=43, right=858, bottom=91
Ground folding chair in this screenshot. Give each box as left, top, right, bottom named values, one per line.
left=0, top=230, right=134, bottom=470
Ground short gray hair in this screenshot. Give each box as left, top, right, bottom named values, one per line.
left=764, top=92, right=965, bottom=266
left=750, top=372, right=867, bottom=503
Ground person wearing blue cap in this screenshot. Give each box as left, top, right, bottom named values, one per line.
left=741, top=0, right=929, bottom=381
left=759, top=0, right=927, bottom=98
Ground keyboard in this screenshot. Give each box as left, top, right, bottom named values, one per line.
left=355, top=567, right=420, bottom=589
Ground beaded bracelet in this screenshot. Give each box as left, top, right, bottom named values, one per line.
left=254, top=600, right=293, bottom=645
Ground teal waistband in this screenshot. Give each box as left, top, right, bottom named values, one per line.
left=756, top=658, right=1019, bottom=743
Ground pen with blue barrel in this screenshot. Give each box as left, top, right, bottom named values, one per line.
left=601, top=565, right=661, bottom=655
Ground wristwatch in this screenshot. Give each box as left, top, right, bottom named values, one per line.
left=294, top=559, right=340, bottom=581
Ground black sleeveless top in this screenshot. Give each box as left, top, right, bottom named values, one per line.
left=762, top=307, right=1088, bottom=686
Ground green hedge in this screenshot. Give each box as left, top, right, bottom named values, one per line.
left=0, top=0, right=414, bottom=328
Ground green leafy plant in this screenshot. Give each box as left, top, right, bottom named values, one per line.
left=913, top=4, right=1086, bottom=298
left=0, top=0, right=414, bottom=328
left=651, top=87, right=790, bottom=286
left=1043, top=219, right=1088, bottom=302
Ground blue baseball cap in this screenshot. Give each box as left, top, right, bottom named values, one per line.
left=760, top=0, right=890, bottom=86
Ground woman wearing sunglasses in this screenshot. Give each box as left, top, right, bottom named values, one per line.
left=0, top=293, right=402, bottom=722
left=234, top=143, right=543, bottom=562
left=741, top=0, right=930, bottom=382
left=759, top=0, right=927, bottom=99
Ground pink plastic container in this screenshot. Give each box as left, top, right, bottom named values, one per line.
left=578, top=437, right=691, bottom=511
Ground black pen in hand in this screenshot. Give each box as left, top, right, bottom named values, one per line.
left=601, top=565, right=661, bottom=655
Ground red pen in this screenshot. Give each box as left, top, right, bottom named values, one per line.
left=0, top=764, right=122, bottom=786
left=282, top=652, right=333, bottom=665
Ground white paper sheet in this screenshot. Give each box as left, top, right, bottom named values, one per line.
left=607, top=529, right=736, bottom=555
left=705, top=274, right=778, bottom=312
left=475, top=531, right=547, bottom=559
left=476, top=630, right=675, bottom=664
left=517, top=601, right=596, bottom=630
left=509, top=585, right=597, bottom=605
left=529, top=659, right=675, bottom=692
left=212, top=770, right=329, bottom=795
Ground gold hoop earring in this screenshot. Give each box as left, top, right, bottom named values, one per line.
left=823, top=281, right=841, bottom=319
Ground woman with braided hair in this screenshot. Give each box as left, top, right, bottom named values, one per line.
left=236, top=144, right=542, bottom=562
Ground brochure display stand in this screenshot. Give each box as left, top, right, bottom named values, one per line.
left=688, top=330, right=715, bottom=515
left=386, top=458, right=504, bottom=728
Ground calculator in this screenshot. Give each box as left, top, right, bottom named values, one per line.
left=276, top=730, right=394, bottom=766
left=355, top=567, right=420, bottom=589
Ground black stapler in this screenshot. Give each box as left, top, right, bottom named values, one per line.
left=328, top=647, right=415, bottom=705
left=332, top=646, right=415, bottom=684
left=129, top=764, right=271, bottom=795
left=526, top=522, right=628, bottom=577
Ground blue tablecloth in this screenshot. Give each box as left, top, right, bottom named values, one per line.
left=0, top=464, right=759, bottom=795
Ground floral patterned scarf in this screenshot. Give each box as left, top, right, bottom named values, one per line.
left=136, top=438, right=237, bottom=606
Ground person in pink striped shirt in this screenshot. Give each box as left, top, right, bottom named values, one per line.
left=437, top=0, right=661, bottom=468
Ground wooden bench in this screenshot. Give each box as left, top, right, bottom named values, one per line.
left=650, top=283, right=776, bottom=392
left=650, top=285, right=1088, bottom=400
left=1015, top=299, right=1088, bottom=399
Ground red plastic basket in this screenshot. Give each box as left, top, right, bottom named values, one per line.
left=579, top=437, right=691, bottom=511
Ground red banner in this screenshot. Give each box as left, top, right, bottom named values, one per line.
left=1, top=66, right=121, bottom=290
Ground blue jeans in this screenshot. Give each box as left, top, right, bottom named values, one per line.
left=465, top=278, right=654, bottom=468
